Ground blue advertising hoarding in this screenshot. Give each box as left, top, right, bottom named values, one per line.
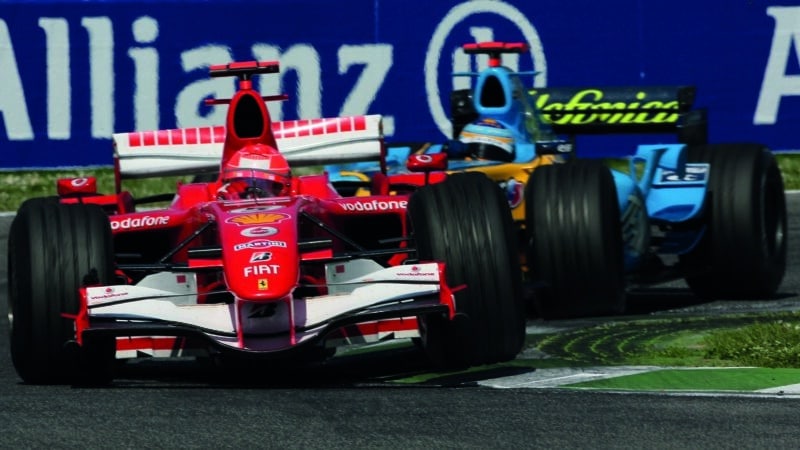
left=0, top=0, right=799, bottom=168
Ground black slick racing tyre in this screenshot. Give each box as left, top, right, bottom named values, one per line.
left=408, top=172, right=525, bottom=369
left=524, top=160, right=625, bottom=319
left=8, top=198, right=116, bottom=384
left=682, top=143, right=787, bottom=299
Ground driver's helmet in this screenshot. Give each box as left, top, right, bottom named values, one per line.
left=458, top=118, right=515, bottom=162
left=218, top=148, right=291, bottom=200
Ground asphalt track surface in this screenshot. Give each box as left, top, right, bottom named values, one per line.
left=0, top=194, right=798, bottom=448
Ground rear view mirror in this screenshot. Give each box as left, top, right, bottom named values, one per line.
left=407, top=153, right=448, bottom=172
left=57, top=177, right=98, bottom=196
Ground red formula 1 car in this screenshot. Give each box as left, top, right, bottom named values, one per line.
left=7, top=61, right=525, bottom=385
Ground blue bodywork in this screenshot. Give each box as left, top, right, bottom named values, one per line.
left=326, top=43, right=572, bottom=182
left=327, top=144, right=712, bottom=278
left=326, top=42, right=713, bottom=282
left=612, top=143, right=709, bottom=272
left=451, top=64, right=553, bottom=164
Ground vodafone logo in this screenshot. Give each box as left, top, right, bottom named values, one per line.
left=110, top=215, right=170, bottom=230
left=71, top=177, right=90, bottom=187
left=340, top=199, right=408, bottom=212
left=397, top=265, right=436, bottom=277
left=241, top=226, right=279, bottom=237
left=425, top=0, right=546, bottom=138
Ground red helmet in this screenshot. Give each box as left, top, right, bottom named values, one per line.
left=218, top=148, right=291, bottom=200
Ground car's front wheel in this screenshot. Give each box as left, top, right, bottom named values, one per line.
left=8, top=199, right=116, bottom=384
left=524, top=160, right=626, bottom=319
left=408, top=172, right=525, bottom=369
left=682, top=143, right=787, bottom=299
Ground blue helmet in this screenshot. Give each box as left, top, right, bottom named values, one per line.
left=458, top=118, right=515, bottom=162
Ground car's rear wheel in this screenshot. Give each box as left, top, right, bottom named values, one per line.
left=408, top=172, right=525, bottom=369
left=524, top=160, right=626, bottom=319
left=8, top=198, right=116, bottom=384
left=682, top=143, right=787, bottom=298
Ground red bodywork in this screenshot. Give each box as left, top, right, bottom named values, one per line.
left=57, top=61, right=455, bottom=359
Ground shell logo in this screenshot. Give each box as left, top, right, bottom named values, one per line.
left=227, top=213, right=290, bottom=225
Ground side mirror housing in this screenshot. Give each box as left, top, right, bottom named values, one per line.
left=406, top=153, right=448, bottom=172
left=57, top=177, right=98, bottom=196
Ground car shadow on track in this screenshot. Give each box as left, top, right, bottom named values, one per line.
left=624, top=286, right=799, bottom=316
left=99, top=343, right=536, bottom=389
left=625, top=287, right=710, bottom=315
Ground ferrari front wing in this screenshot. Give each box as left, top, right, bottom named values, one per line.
left=76, top=261, right=456, bottom=358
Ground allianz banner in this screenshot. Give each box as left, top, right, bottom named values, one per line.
left=1, top=0, right=798, bottom=168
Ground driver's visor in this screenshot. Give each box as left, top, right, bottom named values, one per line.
left=227, top=177, right=287, bottom=198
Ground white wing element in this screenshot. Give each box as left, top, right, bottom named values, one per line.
left=84, top=262, right=442, bottom=352
left=114, top=115, right=383, bottom=178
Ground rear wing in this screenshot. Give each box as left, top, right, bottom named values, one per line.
left=114, top=115, right=384, bottom=179
left=452, top=85, right=707, bottom=144
left=533, top=86, right=706, bottom=143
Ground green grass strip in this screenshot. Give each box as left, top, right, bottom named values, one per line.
left=565, top=367, right=800, bottom=391
left=2, top=154, right=798, bottom=213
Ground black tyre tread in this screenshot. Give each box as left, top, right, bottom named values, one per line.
left=525, top=160, right=625, bottom=319
left=408, top=172, right=525, bottom=368
left=683, top=143, right=787, bottom=298
left=9, top=198, right=114, bottom=384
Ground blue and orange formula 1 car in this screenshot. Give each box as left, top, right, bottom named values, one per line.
left=328, top=42, right=788, bottom=319
left=328, top=42, right=574, bottom=221
left=7, top=61, right=526, bottom=385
